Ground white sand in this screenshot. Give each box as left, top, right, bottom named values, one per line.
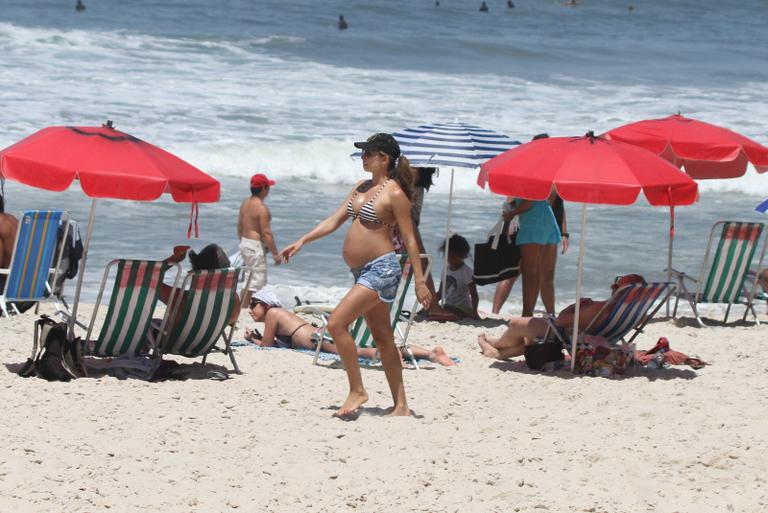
left=1, top=303, right=767, bottom=513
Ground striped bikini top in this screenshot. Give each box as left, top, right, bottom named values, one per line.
left=346, top=179, right=394, bottom=229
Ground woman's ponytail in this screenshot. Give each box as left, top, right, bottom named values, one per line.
left=390, top=155, right=415, bottom=201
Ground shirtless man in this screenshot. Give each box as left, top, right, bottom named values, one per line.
left=246, top=291, right=455, bottom=367
left=238, top=174, right=280, bottom=295
left=478, top=274, right=646, bottom=360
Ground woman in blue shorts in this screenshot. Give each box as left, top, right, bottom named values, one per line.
left=504, top=193, right=561, bottom=317
left=279, top=133, right=431, bottom=419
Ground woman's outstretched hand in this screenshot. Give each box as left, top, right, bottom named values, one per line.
left=415, top=281, right=432, bottom=309
left=278, top=240, right=304, bottom=263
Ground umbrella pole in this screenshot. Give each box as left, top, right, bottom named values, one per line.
left=441, top=168, right=455, bottom=307
left=68, top=198, right=97, bottom=340
left=666, top=215, right=673, bottom=317
left=570, top=203, right=588, bottom=372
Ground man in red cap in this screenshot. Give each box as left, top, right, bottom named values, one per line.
left=238, top=173, right=280, bottom=296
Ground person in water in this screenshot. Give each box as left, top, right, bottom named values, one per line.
left=279, top=133, right=431, bottom=418
left=338, top=15, right=348, bottom=30
left=479, top=2, right=489, bottom=12
left=76, top=0, right=86, bottom=12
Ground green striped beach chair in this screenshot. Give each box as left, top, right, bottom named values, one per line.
left=0, top=210, right=69, bottom=317
left=296, top=253, right=432, bottom=368
left=84, top=260, right=180, bottom=362
left=156, top=267, right=247, bottom=373
left=671, top=221, right=766, bottom=326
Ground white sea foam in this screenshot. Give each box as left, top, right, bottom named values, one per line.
left=1, top=22, right=767, bottom=196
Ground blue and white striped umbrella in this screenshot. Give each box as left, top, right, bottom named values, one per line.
left=352, top=122, right=520, bottom=168
left=756, top=198, right=768, bottom=213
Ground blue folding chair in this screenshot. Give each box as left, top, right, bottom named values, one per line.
left=0, top=210, right=69, bottom=317
left=544, top=282, right=674, bottom=357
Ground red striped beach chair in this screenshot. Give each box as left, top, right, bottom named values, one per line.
left=156, top=267, right=249, bottom=373
left=671, top=221, right=766, bottom=326
left=84, top=260, right=180, bottom=360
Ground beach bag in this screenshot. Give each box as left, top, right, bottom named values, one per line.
left=524, top=339, right=564, bottom=370
left=473, top=218, right=520, bottom=285
left=573, top=335, right=632, bottom=377
left=19, top=315, right=82, bottom=381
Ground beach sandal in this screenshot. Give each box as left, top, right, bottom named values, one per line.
left=426, top=311, right=460, bottom=322
left=684, top=356, right=708, bottom=370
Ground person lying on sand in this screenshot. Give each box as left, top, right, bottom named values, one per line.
left=478, top=274, right=646, bottom=360
left=246, top=291, right=455, bottom=367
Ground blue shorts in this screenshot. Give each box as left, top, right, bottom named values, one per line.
left=351, top=252, right=402, bottom=303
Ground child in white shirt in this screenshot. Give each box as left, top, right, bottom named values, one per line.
left=437, top=233, right=479, bottom=319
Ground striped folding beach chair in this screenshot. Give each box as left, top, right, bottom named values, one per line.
left=586, top=282, right=674, bottom=345
left=296, top=253, right=432, bottom=368
left=671, top=221, right=766, bottom=326
left=84, top=260, right=179, bottom=360
left=0, top=210, right=69, bottom=317
left=157, top=267, right=247, bottom=373
left=544, top=282, right=674, bottom=358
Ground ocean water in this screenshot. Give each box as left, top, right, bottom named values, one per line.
left=1, top=0, right=767, bottom=312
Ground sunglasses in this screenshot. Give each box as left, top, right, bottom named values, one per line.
left=361, top=149, right=382, bottom=158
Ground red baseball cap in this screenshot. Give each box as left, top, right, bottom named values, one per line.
left=250, top=173, right=276, bottom=188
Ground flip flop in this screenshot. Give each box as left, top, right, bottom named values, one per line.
left=426, top=312, right=460, bottom=322
left=684, top=356, right=708, bottom=370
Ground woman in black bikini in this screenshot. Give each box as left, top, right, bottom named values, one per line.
left=279, top=133, right=431, bottom=418
left=245, top=295, right=455, bottom=366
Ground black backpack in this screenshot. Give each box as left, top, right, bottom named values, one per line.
left=19, top=315, right=83, bottom=381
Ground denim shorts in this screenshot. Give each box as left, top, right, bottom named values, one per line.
left=351, top=252, right=402, bottom=303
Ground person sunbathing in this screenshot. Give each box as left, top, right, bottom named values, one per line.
left=246, top=291, right=455, bottom=366
left=478, top=274, right=646, bottom=360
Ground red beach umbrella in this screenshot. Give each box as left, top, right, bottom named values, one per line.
left=0, top=122, right=219, bottom=202
left=479, top=131, right=698, bottom=205
left=0, top=121, right=221, bottom=337
left=603, top=114, right=768, bottom=178
left=479, top=132, right=698, bottom=369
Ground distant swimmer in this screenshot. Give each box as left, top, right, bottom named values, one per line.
left=628, top=5, right=635, bottom=12
left=479, top=1, right=489, bottom=12
left=435, top=0, right=440, bottom=5
left=564, top=0, right=578, bottom=6
left=75, top=0, right=86, bottom=11
left=338, top=15, right=348, bottom=30
left=508, top=0, right=515, bottom=7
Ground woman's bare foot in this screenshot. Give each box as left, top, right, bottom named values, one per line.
left=429, top=346, right=455, bottom=366
left=478, top=334, right=500, bottom=359
left=333, top=390, right=369, bottom=419
left=386, top=403, right=412, bottom=417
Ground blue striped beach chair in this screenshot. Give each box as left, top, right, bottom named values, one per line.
left=0, top=210, right=69, bottom=317
left=157, top=267, right=248, bottom=373
left=585, top=282, right=674, bottom=345
left=295, top=253, right=432, bottom=368
left=671, top=221, right=766, bottom=326
left=84, top=260, right=180, bottom=362
left=545, top=282, right=674, bottom=356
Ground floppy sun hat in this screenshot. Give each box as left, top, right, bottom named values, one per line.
left=611, top=273, right=646, bottom=291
